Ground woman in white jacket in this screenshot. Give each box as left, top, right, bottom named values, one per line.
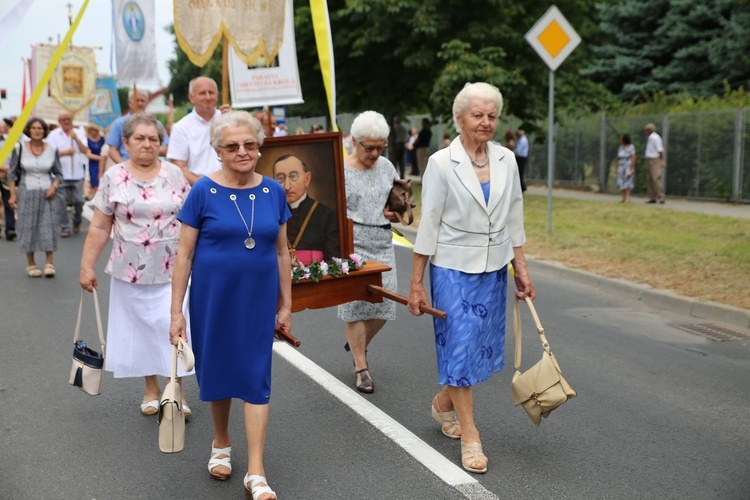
left=408, top=82, right=535, bottom=475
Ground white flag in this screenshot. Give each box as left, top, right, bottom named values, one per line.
left=113, top=0, right=159, bottom=86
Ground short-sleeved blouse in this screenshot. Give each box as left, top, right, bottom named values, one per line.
left=93, top=161, right=190, bottom=284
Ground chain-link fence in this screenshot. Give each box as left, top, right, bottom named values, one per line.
left=527, top=110, right=749, bottom=202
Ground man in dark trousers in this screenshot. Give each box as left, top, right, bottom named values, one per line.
left=414, top=117, right=432, bottom=177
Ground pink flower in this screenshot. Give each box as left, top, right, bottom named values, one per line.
left=135, top=230, right=158, bottom=254
left=166, top=217, right=181, bottom=236
left=319, top=261, right=329, bottom=275
left=113, top=241, right=125, bottom=258
left=138, top=186, right=157, bottom=202
left=150, top=206, right=165, bottom=225
left=349, top=253, right=363, bottom=268
left=114, top=166, right=134, bottom=187
left=161, top=251, right=176, bottom=274
left=125, top=265, right=142, bottom=284
left=341, top=261, right=350, bottom=274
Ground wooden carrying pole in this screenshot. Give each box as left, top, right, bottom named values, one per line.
left=221, top=35, right=230, bottom=105
left=367, top=285, right=447, bottom=319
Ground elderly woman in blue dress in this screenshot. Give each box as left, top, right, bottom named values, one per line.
left=339, top=111, right=399, bottom=394
left=408, top=82, right=535, bottom=474
left=169, top=111, right=290, bottom=500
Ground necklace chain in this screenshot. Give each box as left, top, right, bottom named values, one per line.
left=465, top=148, right=489, bottom=168
left=230, top=194, right=255, bottom=240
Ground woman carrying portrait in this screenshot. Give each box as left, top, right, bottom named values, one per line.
left=79, top=113, right=194, bottom=416
left=7, top=117, right=63, bottom=277
left=169, top=111, right=290, bottom=500
left=338, top=110, right=399, bottom=394
left=616, top=133, right=636, bottom=203
left=408, top=83, right=535, bottom=474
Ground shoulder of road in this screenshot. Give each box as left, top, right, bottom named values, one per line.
left=395, top=182, right=750, bottom=329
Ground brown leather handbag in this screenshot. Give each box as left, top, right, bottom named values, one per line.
left=386, top=179, right=416, bottom=225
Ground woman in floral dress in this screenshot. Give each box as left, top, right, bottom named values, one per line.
left=80, top=113, right=193, bottom=417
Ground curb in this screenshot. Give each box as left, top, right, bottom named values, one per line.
left=394, top=224, right=750, bottom=330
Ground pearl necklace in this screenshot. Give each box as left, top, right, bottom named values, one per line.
left=465, top=149, right=489, bottom=168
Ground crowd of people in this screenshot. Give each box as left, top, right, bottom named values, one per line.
left=0, top=77, right=671, bottom=497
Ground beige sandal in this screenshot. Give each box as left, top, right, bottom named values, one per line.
left=461, top=442, right=488, bottom=474
left=26, top=265, right=42, bottom=277
left=431, top=395, right=461, bottom=439
left=44, top=263, right=56, bottom=278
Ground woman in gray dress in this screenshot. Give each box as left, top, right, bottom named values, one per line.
left=8, top=118, right=63, bottom=277
left=338, top=111, right=399, bottom=393
left=616, top=133, right=636, bottom=203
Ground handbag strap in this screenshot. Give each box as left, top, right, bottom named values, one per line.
left=73, top=289, right=106, bottom=355
left=513, top=297, right=551, bottom=371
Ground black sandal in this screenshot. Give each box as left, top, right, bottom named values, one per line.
left=355, top=368, right=374, bottom=394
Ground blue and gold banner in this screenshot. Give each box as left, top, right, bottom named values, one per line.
left=88, top=76, right=122, bottom=130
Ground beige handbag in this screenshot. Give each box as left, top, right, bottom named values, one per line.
left=158, top=338, right=195, bottom=453
left=69, top=289, right=106, bottom=396
left=511, top=297, right=577, bottom=425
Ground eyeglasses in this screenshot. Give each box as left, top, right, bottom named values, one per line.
left=275, top=172, right=301, bottom=184
left=218, top=141, right=260, bottom=153
left=359, top=143, right=386, bottom=154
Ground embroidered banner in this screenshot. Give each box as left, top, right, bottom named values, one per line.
left=49, top=45, right=98, bottom=115
left=30, top=44, right=90, bottom=123
left=113, top=0, right=160, bottom=86
left=88, top=76, right=122, bottom=130
left=174, top=0, right=285, bottom=68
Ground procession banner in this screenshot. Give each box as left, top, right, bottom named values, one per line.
left=0, top=0, right=90, bottom=166
left=228, top=0, right=302, bottom=108
left=88, top=76, right=122, bottom=130
left=30, top=44, right=90, bottom=123
left=113, top=0, right=159, bottom=86
left=49, top=45, right=98, bottom=115
left=0, top=0, right=36, bottom=52
left=174, top=0, right=285, bottom=68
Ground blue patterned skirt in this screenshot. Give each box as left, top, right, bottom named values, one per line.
left=430, top=263, right=508, bottom=387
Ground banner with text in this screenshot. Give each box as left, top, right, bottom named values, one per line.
left=174, top=0, right=285, bottom=68
left=113, top=0, right=159, bottom=86
left=228, top=0, right=302, bottom=108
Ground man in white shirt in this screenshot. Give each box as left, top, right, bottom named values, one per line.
left=644, top=122, right=666, bottom=204
left=47, top=111, right=89, bottom=236
left=167, top=77, right=223, bottom=185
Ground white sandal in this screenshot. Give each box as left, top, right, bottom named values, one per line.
left=244, top=474, right=276, bottom=500
left=208, top=443, right=232, bottom=480
left=140, top=399, right=159, bottom=416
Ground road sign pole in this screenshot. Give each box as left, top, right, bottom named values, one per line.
left=547, top=69, right=554, bottom=235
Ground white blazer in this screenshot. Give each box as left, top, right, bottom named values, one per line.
left=414, top=137, right=526, bottom=273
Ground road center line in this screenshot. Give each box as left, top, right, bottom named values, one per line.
left=273, top=342, right=500, bottom=500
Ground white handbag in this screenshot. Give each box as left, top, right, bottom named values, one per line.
left=158, top=338, right=195, bottom=453
left=68, top=289, right=106, bottom=396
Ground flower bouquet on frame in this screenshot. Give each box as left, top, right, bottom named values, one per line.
left=291, top=253, right=365, bottom=284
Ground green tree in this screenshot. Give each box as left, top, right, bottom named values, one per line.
left=166, top=24, right=222, bottom=105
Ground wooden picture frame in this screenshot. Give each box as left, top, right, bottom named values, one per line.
left=256, top=131, right=353, bottom=259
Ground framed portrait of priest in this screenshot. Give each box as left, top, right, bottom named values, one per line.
left=256, top=131, right=350, bottom=266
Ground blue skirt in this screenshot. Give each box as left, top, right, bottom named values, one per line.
left=430, top=263, right=508, bottom=387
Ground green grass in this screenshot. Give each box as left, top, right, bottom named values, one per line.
left=408, top=185, right=750, bottom=310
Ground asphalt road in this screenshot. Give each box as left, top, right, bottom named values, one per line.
left=1, top=219, right=749, bottom=500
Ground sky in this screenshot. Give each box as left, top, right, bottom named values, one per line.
left=0, top=0, right=176, bottom=118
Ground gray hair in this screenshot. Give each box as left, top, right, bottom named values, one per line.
left=644, top=123, right=657, bottom=133
left=452, top=82, right=504, bottom=134
left=189, top=76, right=218, bottom=95
left=122, top=113, right=165, bottom=143
left=127, top=87, right=149, bottom=100
left=350, top=111, right=390, bottom=142
left=210, top=111, right=265, bottom=148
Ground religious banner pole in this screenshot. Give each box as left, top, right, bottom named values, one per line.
left=221, top=35, right=229, bottom=106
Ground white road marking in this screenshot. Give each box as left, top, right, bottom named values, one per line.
left=273, top=342, right=500, bottom=500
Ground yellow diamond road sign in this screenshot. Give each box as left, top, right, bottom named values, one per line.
left=525, top=6, right=581, bottom=71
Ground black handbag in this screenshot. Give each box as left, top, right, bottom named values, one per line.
left=69, top=289, right=106, bottom=396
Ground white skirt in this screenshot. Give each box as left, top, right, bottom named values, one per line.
left=105, top=277, right=194, bottom=378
